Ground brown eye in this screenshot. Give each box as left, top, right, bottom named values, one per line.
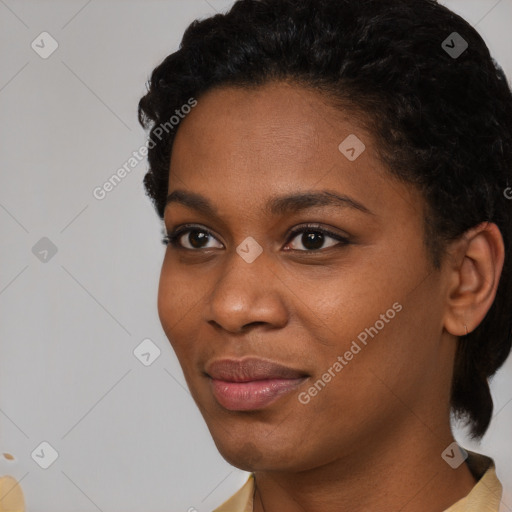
left=285, top=226, right=350, bottom=252
left=163, top=226, right=223, bottom=250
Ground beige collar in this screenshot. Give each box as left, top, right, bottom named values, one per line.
left=213, top=450, right=503, bottom=512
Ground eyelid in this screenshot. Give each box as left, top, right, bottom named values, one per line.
left=286, top=223, right=350, bottom=245
left=162, top=223, right=350, bottom=250
left=162, top=223, right=223, bottom=248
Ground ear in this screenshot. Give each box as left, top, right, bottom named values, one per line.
left=443, top=222, right=505, bottom=337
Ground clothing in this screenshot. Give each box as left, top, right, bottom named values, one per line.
left=0, top=476, right=25, bottom=512
left=212, top=450, right=502, bottom=512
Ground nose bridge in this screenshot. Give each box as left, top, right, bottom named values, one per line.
left=207, top=243, right=286, bottom=332
left=213, top=242, right=270, bottom=306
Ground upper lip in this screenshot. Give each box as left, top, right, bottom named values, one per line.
left=205, top=357, right=308, bottom=382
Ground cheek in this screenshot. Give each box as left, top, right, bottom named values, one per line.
left=292, top=311, right=421, bottom=447
left=157, top=254, right=200, bottom=322
left=157, top=257, right=175, bottom=332
left=328, top=285, right=443, bottom=419
left=157, top=256, right=219, bottom=378
left=157, top=257, right=196, bottom=356
left=305, top=253, right=438, bottom=405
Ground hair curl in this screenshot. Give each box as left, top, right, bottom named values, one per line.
left=138, top=0, right=512, bottom=439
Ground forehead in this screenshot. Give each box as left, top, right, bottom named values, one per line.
left=168, top=81, right=422, bottom=222
left=173, top=82, right=356, bottom=163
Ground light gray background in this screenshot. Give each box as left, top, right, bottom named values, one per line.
left=0, top=1, right=511, bottom=511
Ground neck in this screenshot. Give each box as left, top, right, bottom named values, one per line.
left=252, top=423, right=476, bottom=512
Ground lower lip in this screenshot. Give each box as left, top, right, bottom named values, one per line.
left=210, top=377, right=307, bottom=411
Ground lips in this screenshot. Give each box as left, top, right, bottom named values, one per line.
left=206, top=357, right=307, bottom=382
left=205, top=357, right=308, bottom=411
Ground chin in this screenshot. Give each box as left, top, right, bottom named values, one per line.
left=211, top=433, right=305, bottom=472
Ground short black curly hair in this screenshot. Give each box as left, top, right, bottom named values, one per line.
left=138, top=0, right=512, bottom=439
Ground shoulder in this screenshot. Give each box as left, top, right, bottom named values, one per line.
left=442, top=450, right=503, bottom=512
left=212, top=473, right=254, bottom=512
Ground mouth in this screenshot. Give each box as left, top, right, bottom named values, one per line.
left=205, top=357, right=309, bottom=411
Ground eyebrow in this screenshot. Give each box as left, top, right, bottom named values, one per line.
left=165, top=189, right=374, bottom=217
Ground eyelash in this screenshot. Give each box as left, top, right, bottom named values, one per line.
left=161, top=223, right=350, bottom=252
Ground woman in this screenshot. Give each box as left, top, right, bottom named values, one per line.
left=138, top=0, right=512, bottom=510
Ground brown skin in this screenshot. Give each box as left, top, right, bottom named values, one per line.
left=157, top=82, right=504, bottom=512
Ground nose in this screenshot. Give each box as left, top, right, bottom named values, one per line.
left=206, top=247, right=288, bottom=334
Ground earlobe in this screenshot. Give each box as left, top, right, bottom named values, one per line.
left=443, top=222, right=505, bottom=338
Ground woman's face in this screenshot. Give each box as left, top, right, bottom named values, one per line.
left=158, top=81, right=455, bottom=472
